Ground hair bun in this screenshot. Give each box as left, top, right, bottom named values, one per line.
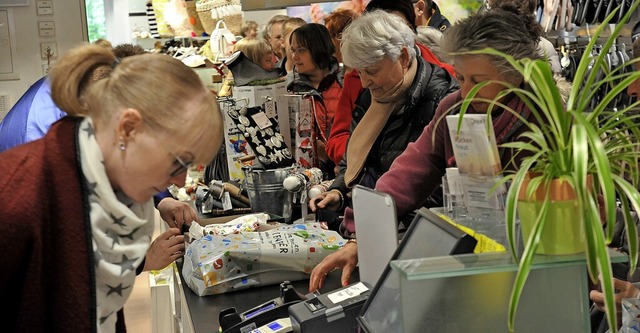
left=491, top=1, right=542, bottom=43
left=492, top=0, right=524, bottom=17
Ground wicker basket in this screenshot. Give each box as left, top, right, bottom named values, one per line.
left=196, top=0, right=242, bottom=35
left=196, top=4, right=217, bottom=35
left=185, top=0, right=206, bottom=37
left=222, top=13, right=242, bottom=35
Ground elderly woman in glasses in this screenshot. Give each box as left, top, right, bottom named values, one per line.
left=0, top=44, right=223, bottom=332
left=287, top=23, right=344, bottom=177
left=309, top=9, right=456, bottom=233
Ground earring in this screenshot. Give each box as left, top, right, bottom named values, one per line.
left=119, top=137, right=126, bottom=151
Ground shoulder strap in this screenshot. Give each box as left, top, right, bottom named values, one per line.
left=352, top=89, right=371, bottom=123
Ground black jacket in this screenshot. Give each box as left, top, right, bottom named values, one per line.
left=428, top=2, right=451, bottom=32
left=330, top=55, right=458, bottom=194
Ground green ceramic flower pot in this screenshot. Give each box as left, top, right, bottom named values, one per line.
left=518, top=199, right=586, bottom=255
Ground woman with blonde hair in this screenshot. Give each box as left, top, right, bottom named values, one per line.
left=241, top=20, right=259, bottom=38
left=233, top=37, right=275, bottom=71
left=0, top=44, right=223, bottom=332
left=220, top=37, right=281, bottom=95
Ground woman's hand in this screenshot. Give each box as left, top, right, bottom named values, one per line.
left=157, top=197, right=199, bottom=229
left=309, top=190, right=342, bottom=212
left=316, top=139, right=329, bottom=164
left=309, top=241, right=359, bottom=292
left=143, top=228, right=185, bottom=271
left=590, top=277, right=640, bottom=313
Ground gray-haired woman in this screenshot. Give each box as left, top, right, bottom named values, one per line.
left=309, top=8, right=457, bottom=251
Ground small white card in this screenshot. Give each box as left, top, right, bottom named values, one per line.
left=459, top=174, right=505, bottom=210
left=251, top=112, right=272, bottom=130
left=222, top=192, right=233, bottom=211
left=36, top=1, right=53, bottom=15
left=446, top=167, right=462, bottom=195
left=327, top=282, right=369, bottom=304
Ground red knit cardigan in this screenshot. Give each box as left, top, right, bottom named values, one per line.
left=0, top=116, right=126, bottom=332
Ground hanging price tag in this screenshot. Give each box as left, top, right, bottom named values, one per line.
left=251, top=112, right=273, bottom=130
left=222, top=191, right=233, bottom=211
left=264, top=100, right=277, bottom=118
left=299, top=99, right=312, bottom=131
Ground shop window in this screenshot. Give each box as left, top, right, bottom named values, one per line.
left=85, top=0, right=106, bottom=43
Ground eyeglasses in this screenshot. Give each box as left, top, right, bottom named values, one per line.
left=289, top=47, right=308, bottom=56
left=169, top=152, right=193, bottom=178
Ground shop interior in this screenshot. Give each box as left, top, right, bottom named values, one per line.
left=2, top=0, right=640, bottom=332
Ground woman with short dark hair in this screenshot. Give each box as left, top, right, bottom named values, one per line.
left=287, top=23, right=343, bottom=177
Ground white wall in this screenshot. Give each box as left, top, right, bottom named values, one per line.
left=105, top=0, right=131, bottom=45
left=0, top=1, right=86, bottom=111
left=244, top=9, right=287, bottom=35
left=0, top=0, right=286, bottom=112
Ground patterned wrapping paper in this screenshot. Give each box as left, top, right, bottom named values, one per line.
left=622, top=298, right=640, bottom=333
left=182, top=222, right=345, bottom=296
left=188, top=213, right=275, bottom=239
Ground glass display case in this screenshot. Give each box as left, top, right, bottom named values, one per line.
left=359, top=250, right=627, bottom=333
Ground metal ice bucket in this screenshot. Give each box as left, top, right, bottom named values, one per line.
left=242, top=166, right=295, bottom=223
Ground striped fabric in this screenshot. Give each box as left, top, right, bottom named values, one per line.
left=146, top=2, right=160, bottom=38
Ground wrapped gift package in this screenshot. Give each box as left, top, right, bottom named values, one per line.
left=182, top=221, right=345, bottom=296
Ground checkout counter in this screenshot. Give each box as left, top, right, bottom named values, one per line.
left=149, top=207, right=629, bottom=333
left=156, top=259, right=354, bottom=333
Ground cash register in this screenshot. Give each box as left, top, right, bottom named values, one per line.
left=289, top=208, right=477, bottom=332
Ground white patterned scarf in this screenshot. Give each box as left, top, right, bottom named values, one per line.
left=78, top=117, right=154, bottom=333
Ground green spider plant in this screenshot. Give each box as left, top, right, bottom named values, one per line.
left=450, top=3, right=640, bottom=331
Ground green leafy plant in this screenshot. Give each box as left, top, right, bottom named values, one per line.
left=454, top=3, right=640, bottom=331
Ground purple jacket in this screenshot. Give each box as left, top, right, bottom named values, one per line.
left=0, top=77, right=67, bottom=153
left=341, top=90, right=537, bottom=236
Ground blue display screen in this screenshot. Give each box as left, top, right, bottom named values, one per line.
left=244, top=302, right=277, bottom=319
left=267, top=322, right=283, bottom=331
